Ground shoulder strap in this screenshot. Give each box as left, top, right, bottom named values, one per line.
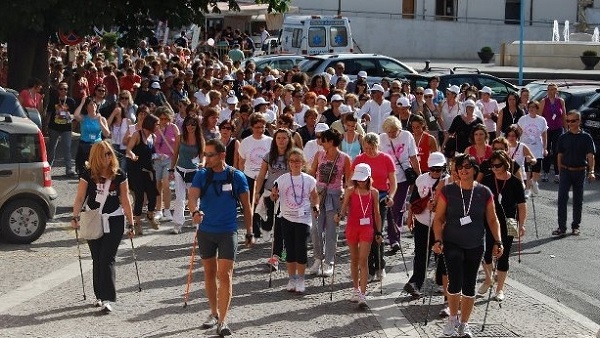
left=200, top=169, right=214, bottom=199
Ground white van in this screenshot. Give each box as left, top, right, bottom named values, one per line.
left=278, top=15, right=353, bottom=55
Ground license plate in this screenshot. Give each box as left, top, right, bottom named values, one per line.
left=584, top=120, right=600, bottom=128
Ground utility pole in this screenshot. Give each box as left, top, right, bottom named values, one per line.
left=337, top=0, right=341, bottom=15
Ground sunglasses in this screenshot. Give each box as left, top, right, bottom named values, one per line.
left=429, top=167, right=443, bottom=172
left=456, top=164, right=474, bottom=170
left=220, top=126, right=232, bottom=130
left=566, top=119, right=579, bottom=123
left=59, top=87, right=68, bottom=91
left=96, top=89, right=106, bottom=92
left=490, top=162, right=504, bottom=169
left=416, top=92, right=424, bottom=95
left=424, top=95, right=433, bottom=98
left=289, top=159, right=303, bottom=163
left=203, top=152, right=219, bottom=158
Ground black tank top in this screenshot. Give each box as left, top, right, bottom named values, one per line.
left=130, top=130, right=155, bottom=171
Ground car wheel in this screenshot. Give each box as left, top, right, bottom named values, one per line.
left=0, top=199, right=47, bottom=244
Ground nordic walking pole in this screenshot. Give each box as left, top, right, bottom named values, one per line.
left=393, top=219, right=410, bottom=277
left=268, top=202, right=278, bottom=288
left=74, top=229, right=87, bottom=300
left=423, top=256, right=439, bottom=326
left=531, top=196, right=539, bottom=239
left=422, top=205, right=434, bottom=304
left=183, top=232, right=198, bottom=307
left=481, top=259, right=498, bottom=332
left=518, top=230, right=522, bottom=264
left=377, top=239, right=383, bottom=295
left=128, top=232, right=142, bottom=292
left=330, top=227, right=337, bottom=301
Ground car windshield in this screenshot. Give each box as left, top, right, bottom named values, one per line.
left=299, top=58, right=325, bottom=75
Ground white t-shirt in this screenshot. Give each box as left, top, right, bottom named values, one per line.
left=330, top=74, right=350, bottom=87
left=477, top=99, right=499, bottom=132
left=440, top=100, right=461, bottom=131
left=359, top=99, right=392, bottom=135
left=293, top=104, right=309, bottom=127
left=517, top=114, right=548, bottom=158
left=220, top=107, right=234, bottom=124
left=274, top=172, right=317, bottom=226
left=194, top=91, right=209, bottom=107
left=304, top=140, right=322, bottom=168
left=413, top=173, right=448, bottom=226
left=238, top=135, right=273, bottom=178
left=380, top=130, right=418, bottom=183
left=508, top=142, right=526, bottom=179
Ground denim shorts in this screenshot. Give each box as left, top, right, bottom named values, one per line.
left=154, top=157, right=171, bottom=180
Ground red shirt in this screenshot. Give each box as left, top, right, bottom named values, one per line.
left=352, top=152, right=395, bottom=192
left=103, top=74, right=120, bottom=97
left=119, top=74, right=141, bottom=92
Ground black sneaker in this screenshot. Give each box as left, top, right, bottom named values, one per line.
left=403, top=282, right=421, bottom=298
left=217, top=322, right=232, bottom=336
left=551, top=228, right=567, bottom=238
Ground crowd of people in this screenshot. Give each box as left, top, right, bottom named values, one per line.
left=23, top=38, right=593, bottom=338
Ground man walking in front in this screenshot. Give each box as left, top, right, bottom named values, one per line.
left=553, top=110, right=595, bottom=237
left=188, top=139, right=254, bottom=336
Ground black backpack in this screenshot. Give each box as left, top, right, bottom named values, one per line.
left=200, top=166, right=241, bottom=207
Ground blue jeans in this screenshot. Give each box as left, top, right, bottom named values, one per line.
left=557, top=169, right=585, bottom=231
left=47, top=128, right=72, bottom=173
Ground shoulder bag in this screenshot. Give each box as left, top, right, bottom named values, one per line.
left=79, top=179, right=111, bottom=240
left=389, top=135, right=417, bottom=185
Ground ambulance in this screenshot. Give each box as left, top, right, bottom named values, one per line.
left=278, top=15, right=353, bottom=55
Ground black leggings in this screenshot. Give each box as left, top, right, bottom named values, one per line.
left=484, top=230, right=514, bottom=272
left=130, top=169, right=158, bottom=216
left=264, top=197, right=284, bottom=258
left=443, top=242, right=484, bottom=297
left=281, top=218, right=309, bottom=265
left=87, top=215, right=124, bottom=302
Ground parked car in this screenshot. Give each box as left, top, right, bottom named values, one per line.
left=299, top=53, right=418, bottom=86
left=0, top=114, right=57, bottom=244
left=0, top=87, right=43, bottom=129
left=525, top=79, right=600, bottom=99
left=531, top=85, right=599, bottom=113
left=577, top=89, right=600, bottom=167
left=242, top=54, right=305, bottom=72
left=404, top=67, right=519, bottom=103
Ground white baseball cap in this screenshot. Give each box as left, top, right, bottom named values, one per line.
left=447, top=85, right=460, bottom=95
left=317, top=95, right=327, bottom=102
left=351, top=163, right=372, bottom=181
left=265, top=75, right=276, bottom=82
left=357, top=71, right=368, bottom=78
left=396, top=97, right=411, bottom=107
left=223, top=75, right=234, bottom=82
left=253, top=97, right=268, bottom=108
left=226, top=96, right=239, bottom=105
left=464, top=99, right=476, bottom=108
left=371, top=84, right=385, bottom=93
left=331, top=94, right=344, bottom=102
left=150, top=82, right=161, bottom=89
left=479, top=86, right=493, bottom=95
left=315, top=123, right=330, bottom=133
left=424, top=88, right=434, bottom=96
left=427, top=152, right=446, bottom=167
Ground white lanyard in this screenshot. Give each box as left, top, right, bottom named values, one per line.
left=459, top=182, right=474, bottom=217
left=357, top=190, right=370, bottom=219
left=290, top=174, right=304, bottom=205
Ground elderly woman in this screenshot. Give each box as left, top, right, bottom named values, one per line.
left=444, top=100, right=483, bottom=156
left=353, top=132, right=397, bottom=281
left=379, top=116, right=421, bottom=253
left=432, top=153, right=503, bottom=337
left=308, top=129, right=352, bottom=276
left=479, top=150, right=526, bottom=302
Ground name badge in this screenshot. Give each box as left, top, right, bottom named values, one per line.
left=552, top=114, right=557, bottom=120
left=498, top=193, right=503, bottom=204
left=222, top=183, right=232, bottom=192
left=89, top=134, right=97, bottom=140
left=429, top=116, right=436, bottom=122
left=459, top=215, right=472, bottom=226
left=359, top=217, right=370, bottom=225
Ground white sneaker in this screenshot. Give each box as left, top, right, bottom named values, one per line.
left=161, top=209, right=173, bottom=222
left=531, top=181, right=540, bottom=195
left=350, top=288, right=360, bottom=303
left=201, top=314, right=218, bottom=329
left=170, top=225, right=182, bottom=234
left=524, top=189, right=531, bottom=199
left=153, top=210, right=163, bottom=221
left=442, top=316, right=459, bottom=336
left=93, top=299, right=103, bottom=307
left=457, top=322, right=473, bottom=338
left=101, top=301, right=113, bottom=313
left=494, top=290, right=505, bottom=301
left=321, top=264, right=334, bottom=277
left=309, top=260, right=322, bottom=275
left=295, top=276, right=306, bottom=293
left=286, top=276, right=297, bottom=292
left=357, top=292, right=368, bottom=309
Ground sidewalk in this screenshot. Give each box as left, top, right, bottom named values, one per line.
left=0, top=222, right=598, bottom=337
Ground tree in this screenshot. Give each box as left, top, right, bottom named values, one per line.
left=0, top=0, right=290, bottom=91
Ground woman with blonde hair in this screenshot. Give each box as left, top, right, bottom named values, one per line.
left=71, top=140, right=135, bottom=313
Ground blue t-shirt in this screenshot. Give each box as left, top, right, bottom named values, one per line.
left=80, top=115, right=102, bottom=143
left=191, top=166, right=249, bottom=233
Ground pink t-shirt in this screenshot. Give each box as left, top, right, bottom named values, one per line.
left=155, top=123, right=177, bottom=157
left=315, top=150, right=350, bottom=192
left=352, top=152, right=395, bottom=192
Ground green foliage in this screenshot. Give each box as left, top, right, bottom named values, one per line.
left=101, top=32, right=119, bottom=48
left=0, top=0, right=291, bottom=43
left=480, top=46, right=493, bottom=53
left=582, top=50, right=598, bottom=57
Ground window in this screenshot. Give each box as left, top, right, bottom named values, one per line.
left=351, top=59, right=378, bottom=77
left=379, top=59, right=412, bottom=78
left=292, top=28, right=302, bottom=48
left=478, top=77, right=510, bottom=101
left=436, top=0, right=456, bottom=20
left=329, top=26, right=348, bottom=47
left=0, top=131, right=10, bottom=163
left=505, top=0, right=521, bottom=25
left=14, top=134, right=42, bottom=163
left=308, top=27, right=326, bottom=47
